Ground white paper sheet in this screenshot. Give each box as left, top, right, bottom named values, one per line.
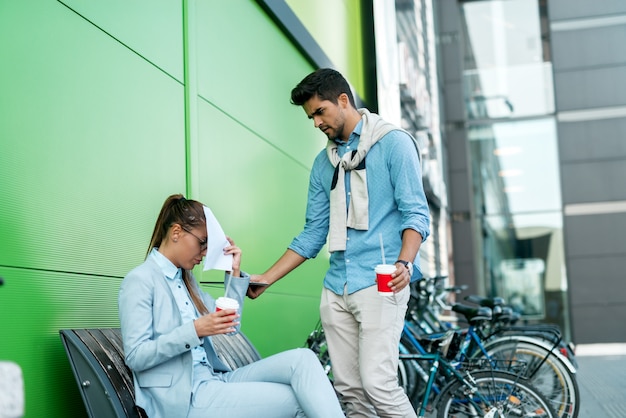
left=202, top=206, right=233, bottom=271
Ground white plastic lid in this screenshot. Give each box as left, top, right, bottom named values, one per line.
left=216, top=296, right=239, bottom=310
left=375, top=264, right=396, bottom=274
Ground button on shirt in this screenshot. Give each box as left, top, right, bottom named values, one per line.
left=150, top=249, right=209, bottom=366
left=288, top=120, right=430, bottom=295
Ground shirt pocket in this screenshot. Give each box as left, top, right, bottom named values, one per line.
left=136, top=372, right=173, bottom=388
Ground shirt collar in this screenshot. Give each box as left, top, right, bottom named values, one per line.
left=149, top=247, right=181, bottom=281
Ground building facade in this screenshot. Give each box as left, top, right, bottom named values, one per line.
left=436, top=0, right=626, bottom=344
left=2, top=0, right=626, bottom=416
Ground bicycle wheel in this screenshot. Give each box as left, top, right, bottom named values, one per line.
left=436, top=370, right=558, bottom=418
left=398, top=339, right=419, bottom=400
left=400, top=332, right=438, bottom=407
left=480, top=339, right=579, bottom=418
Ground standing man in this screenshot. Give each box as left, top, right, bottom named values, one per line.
left=248, top=68, right=430, bottom=417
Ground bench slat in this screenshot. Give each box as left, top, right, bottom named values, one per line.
left=60, top=328, right=261, bottom=418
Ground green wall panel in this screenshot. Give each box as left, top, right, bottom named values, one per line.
left=199, top=282, right=322, bottom=356
left=0, top=267, right=122, bottom=417
left=236, top=289, right=322, bottom=356
left=286, top=0, right=368, bottom=102
left=195, top=0, right=328, bottom=167
left=0, top=0, right=368, bottom=415
left=59, top=0, right=184, bottom=82
left=191, top=0, right=333, bottom=357
left=0, top=0, right=186, bottom=278
left=1, top=3, right=186, bottom=416
left=194, top=94, right=331, bottom=355
left=194, top=99, right=329, bottom=293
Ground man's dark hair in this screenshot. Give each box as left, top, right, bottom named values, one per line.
left=290, top=68, right=356, bottom=108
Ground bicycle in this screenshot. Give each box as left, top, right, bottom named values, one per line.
left=404, top=279, right=579, bottom=418
left=306, top=320, right=557, bottom=417
left=400, top=330, right=559, bottom=418
left=409, top=277, right=577, bottom=369
left=304, top=276, right=576, bottom=417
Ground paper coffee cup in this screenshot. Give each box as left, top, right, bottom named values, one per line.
left=215, top=296, right=239, bottom=312
left=375, top=264, right=396, bottom=295
left=216, top=296, right=240, bottom=335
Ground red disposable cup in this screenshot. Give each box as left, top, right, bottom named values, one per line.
left=216, top=296, right=240, bottom=335
left=376, top=264, right=396, bottom=295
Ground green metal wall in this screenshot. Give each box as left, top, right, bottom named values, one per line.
left=286, top=0, right=368, bottom=101
left=0, top=1, right=368, bottom=416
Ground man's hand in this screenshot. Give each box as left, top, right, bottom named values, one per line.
left=389, top=263, right=412, bottom=293
left=246, top=274, right=270, bottom=299
left=245, top=250, right=305, bottom=299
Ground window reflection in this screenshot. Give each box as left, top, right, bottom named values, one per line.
left=461, top=0, right=569, bottom=335
left=469, top=118, right=561, bottom=216
left=462, top=0, right=553, bottom=119
left=483, top=212, right=568, bottom=323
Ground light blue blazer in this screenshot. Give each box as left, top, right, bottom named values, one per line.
left=118, top=256, right=249, bottom=418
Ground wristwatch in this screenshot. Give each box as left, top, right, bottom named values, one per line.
left=395, top=259, right=413, bottom=275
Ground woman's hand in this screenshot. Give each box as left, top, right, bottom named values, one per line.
left=224, top=236, right=241, bottom=277
left=194, top=310, right=240, bottom=337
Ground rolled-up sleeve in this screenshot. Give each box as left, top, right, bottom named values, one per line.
left=388, top=131, right=430, bottom=242
left=289, top=152, right=331, bottom=259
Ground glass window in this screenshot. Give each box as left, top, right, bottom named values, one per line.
left=469, top=118, right=562, bottom=216
left=462, top=0, right=553, bottom=119
left=483, top=212, right=568, bottom=321
left=460, top=0, right=570, bottom=336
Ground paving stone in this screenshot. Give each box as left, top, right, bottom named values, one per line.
left=575, top=354, right=626, bottom=417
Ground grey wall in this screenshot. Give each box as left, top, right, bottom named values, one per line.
left=437, top=0, right=626, bottom=344
left=550, top=0, right=626, bottom=343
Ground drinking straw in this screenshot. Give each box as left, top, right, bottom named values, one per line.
left=224, top=270, right=233, bottom=298
left=379, top=233, right=386, bottom=264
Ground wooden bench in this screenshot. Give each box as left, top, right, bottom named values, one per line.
left=59, top=328, right=261, bottom=418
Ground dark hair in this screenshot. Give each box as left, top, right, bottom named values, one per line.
left=147, top=194, right=206, bottom=255
left=148, top=194, right=209, bottom=314
left=290, top=68, right=356, bottom=108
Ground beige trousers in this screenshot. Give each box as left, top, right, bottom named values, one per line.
left=320, top=285, right=416, bottom=418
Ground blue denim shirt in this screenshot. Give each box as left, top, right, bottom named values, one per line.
left=289, top=120, right=430, bottom=295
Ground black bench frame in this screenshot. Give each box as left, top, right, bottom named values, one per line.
left=60, top=328, right=261, bottom=418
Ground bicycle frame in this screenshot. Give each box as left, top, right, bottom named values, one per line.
left=453, top=324, right=577, bottom=376
left=404, top=307, right=576, bottom=378
left=399, top=347, right=520, bottom=418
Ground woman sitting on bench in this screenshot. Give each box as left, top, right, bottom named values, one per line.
left=119, top=194, right=344, bottom=418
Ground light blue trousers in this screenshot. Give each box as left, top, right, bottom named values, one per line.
left=188, top=348, right=345, bottom=418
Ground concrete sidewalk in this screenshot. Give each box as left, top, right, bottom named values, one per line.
left=574, top=343, right=626, bottom=417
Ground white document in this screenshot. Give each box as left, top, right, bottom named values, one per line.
left=202, top=206, right=233, bottom=271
